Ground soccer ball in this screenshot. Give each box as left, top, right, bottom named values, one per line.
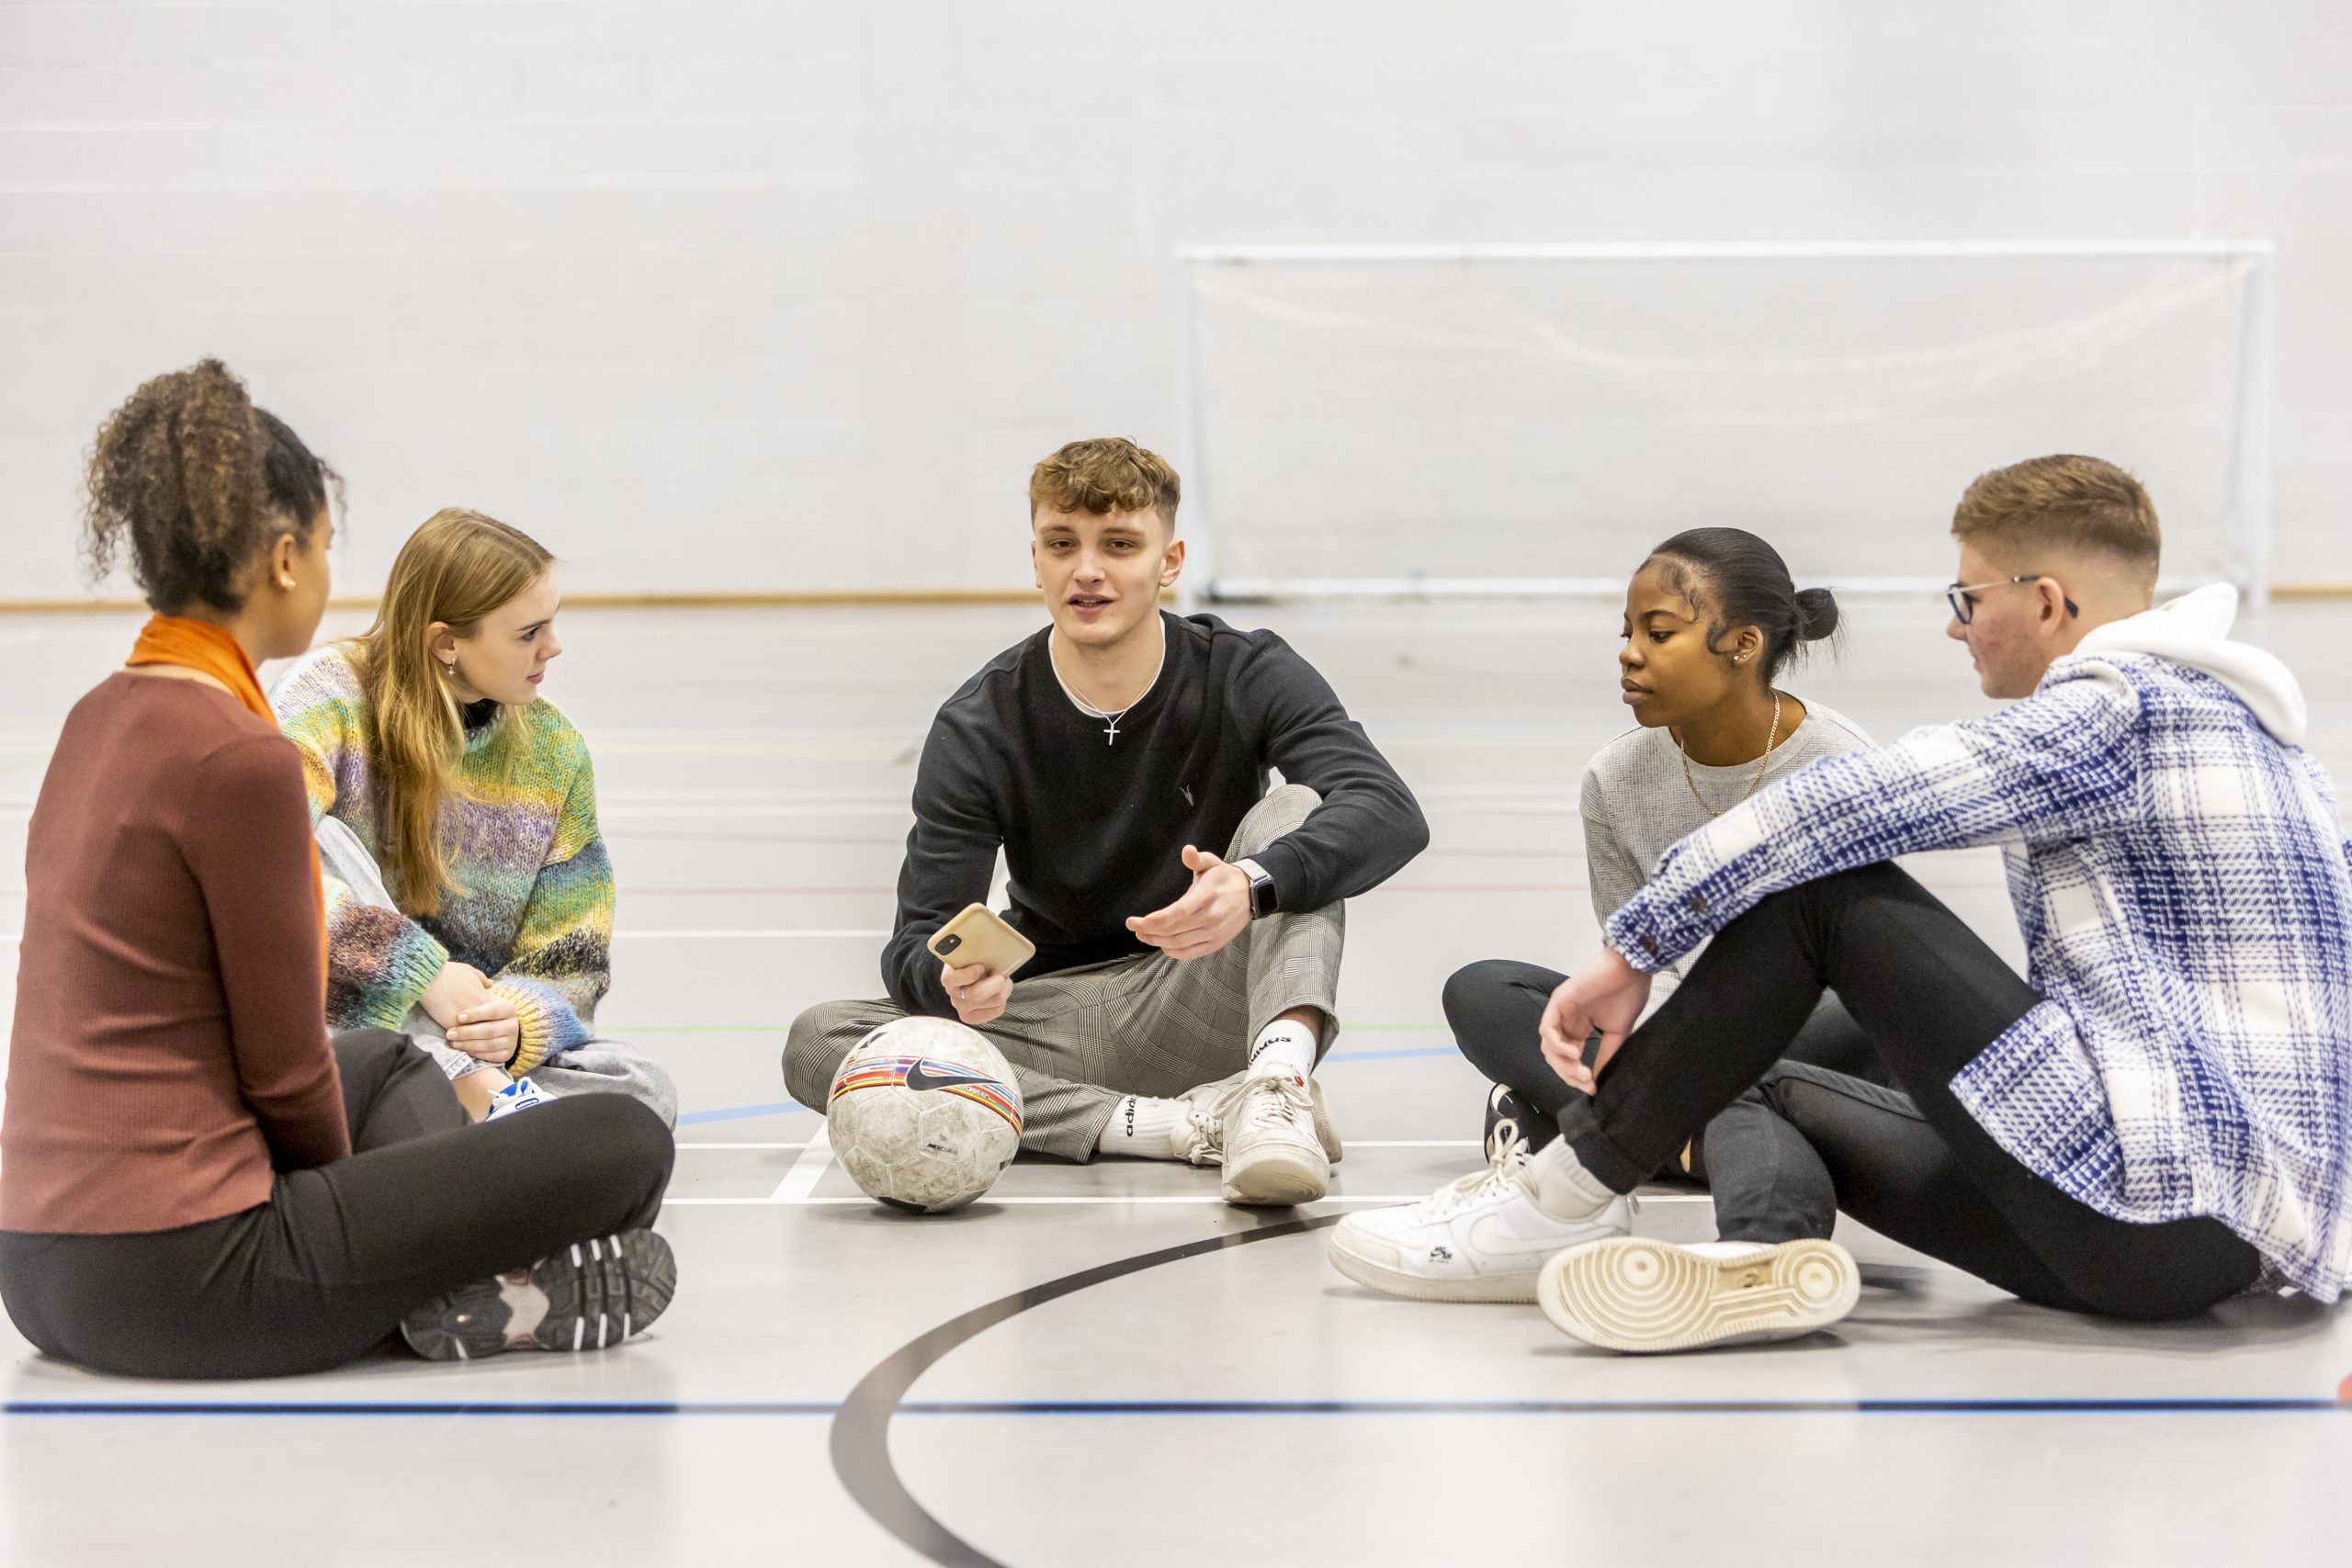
left=826, top=1017, right=1024, bottom=1213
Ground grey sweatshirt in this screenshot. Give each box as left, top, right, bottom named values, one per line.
left=1579, top=699, right=1872, bottom=1008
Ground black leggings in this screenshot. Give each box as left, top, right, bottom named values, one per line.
left=1445, top=960, right=1883, bottom=1241
left=0, top=1032, right=675, bottom=1380
left=1549, top=863, right=2261, bottom=1321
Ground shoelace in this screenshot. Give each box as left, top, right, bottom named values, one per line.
left=1421, top=1126, right=1533, bottom=1217
left=1237, top=1073, right=1315, bottom=1131
left=1484, top=1111, right=1521, bottom=1164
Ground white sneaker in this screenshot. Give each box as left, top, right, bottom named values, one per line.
left=1538, top=1236, right=1860, bottom=1353
left=1174, top=1069, right=1343, bottom=1168
left=483, top=1077, right=553, bottom=1122
left=1327, top=1131, right=1632, bottom=1303
left=1217, top=1072, right=1329, bottom=1206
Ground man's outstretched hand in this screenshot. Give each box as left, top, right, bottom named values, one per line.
left=1538, top=946, right=1652, bottom=1095
left=1125, top=844, right=1252, bottom=961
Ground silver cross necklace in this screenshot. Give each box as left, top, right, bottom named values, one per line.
left=1049, top=628, right=1165, bottom=746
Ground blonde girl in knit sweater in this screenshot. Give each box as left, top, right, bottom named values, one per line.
left=273, top=508, right=675, bottom=1124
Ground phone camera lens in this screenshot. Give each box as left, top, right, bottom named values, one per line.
left=938, top=934, right=961, bottom=953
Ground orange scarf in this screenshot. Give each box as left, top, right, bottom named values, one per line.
left=128, top=615, right=329, bottom=998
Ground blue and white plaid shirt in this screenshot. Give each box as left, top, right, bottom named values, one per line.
left=1608, top=592, right=2352, bottom=1300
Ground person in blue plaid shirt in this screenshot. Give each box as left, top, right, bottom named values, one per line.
left=1335, top=455, right=2351, bottom=1353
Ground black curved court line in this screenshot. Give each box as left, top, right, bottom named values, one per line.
left=829, top=1212, right=1348, bottom=1568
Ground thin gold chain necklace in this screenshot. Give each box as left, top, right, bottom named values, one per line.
left=1675, top=692, right=1782, bottom=818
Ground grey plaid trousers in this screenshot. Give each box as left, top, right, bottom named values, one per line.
left=783, top=784, right=1345, bottom=1160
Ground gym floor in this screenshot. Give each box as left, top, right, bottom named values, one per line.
left=3, top=598, right=2347, bottom=1566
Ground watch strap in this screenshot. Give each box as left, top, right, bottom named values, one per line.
left=1235, top=856, right=1277, bottom=919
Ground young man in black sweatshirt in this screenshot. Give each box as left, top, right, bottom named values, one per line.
left=783, top=438, right=1429, bottom=1204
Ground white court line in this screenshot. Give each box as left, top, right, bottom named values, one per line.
left=604, top=806, right=910, bottom=819
left=597, top=803, right=1570, bottom=821
left=0, top=929, right=890, bottom=943
left=614, top=929, right=890, bottom=941
left=769, top=1123, right=835, bottom=1201
left=672, top=1139, right=1478, bottom=1152
left=668, top=1192, right=1716, bottom=1207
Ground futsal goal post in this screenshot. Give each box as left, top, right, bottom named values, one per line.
left=1171, top=239, right=2275, bottom=612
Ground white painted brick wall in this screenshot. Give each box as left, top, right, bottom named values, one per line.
left=0, top=0, right=2346, bottom=598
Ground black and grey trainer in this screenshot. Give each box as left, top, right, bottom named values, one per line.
left=400, top=1229, right=677, bottom=1362
left=1484, top=1083, right=1557, bottom=1160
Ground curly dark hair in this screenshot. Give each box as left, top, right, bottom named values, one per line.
left=81, top=358, right=340, bottom=614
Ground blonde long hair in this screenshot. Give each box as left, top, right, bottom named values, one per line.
left=346, top=508, right=553, bottom=918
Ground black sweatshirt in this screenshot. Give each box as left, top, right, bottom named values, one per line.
left=883, top=613, right=1430, bottom=1017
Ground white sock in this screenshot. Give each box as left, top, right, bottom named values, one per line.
left=1097, top=1094, right=1187, bottom=1159
left=1529, top=1138, right=1618, bottom=1221
left=1245, top=1017, right=1318, bottom=1081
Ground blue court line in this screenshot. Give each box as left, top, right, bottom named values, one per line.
left=676, top=1101, right=809, bottom=1126
left=671, top=1043, right=1458, bottom=1125
left=8, top=1397, right=2345, bottom=1417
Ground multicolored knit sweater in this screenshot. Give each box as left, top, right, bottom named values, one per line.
left=271, top=645, right=614, bottom=1075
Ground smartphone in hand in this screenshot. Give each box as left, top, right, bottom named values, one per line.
left=925, top=903, right=1038, bottom=979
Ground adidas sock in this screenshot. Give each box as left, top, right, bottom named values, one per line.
left=1529, top=1138, right=1619, bottom=1221
left=1097, top=1094, right=1187, bottom=1159
left=1244, top=1017, right=1318, bottom=1081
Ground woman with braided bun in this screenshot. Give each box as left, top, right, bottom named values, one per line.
left=0, top=360, right=677, bottom=1378
left=1329, top=528, right=1878, bottom=1306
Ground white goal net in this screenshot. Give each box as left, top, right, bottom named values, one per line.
left=1175, top=241, right=2274, bottom=606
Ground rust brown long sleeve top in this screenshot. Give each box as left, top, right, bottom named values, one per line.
left=1, top=673, right=348, bottom=1235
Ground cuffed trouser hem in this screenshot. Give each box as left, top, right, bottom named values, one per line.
left=1555, top=1092, right=1652, bottom=1196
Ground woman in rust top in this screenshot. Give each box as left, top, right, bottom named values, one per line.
left=0, top=361, right=678, bottom=1378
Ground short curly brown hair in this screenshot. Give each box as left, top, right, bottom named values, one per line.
left=1951, top=455, right=2160, bottom=579
left=81, top=358, right=339, bottom=614
left=1028, top=436, right=1180, bottom=529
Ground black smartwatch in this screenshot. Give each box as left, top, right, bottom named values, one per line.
left=1237, top=857, right=1280, bottom=919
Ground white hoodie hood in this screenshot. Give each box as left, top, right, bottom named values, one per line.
left=2074, top=583, right=2308, bottom=746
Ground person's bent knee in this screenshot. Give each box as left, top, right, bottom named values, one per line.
left=565, top=1093, right=676, bottom=1183
left=332, top=1026, right=421, bottom=1068
left=783, top=1000, right=864, bottom=1111
left=1230, top=784, right=1321, bottom=857
left=1442, top=959, right=1530, bottom=1075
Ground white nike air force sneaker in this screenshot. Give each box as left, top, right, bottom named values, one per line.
left=1327, top=1130, right=1632, bottom=1303
left=1216, top=1071, right=1330, bottom=1206
left=1538, top=1236, right=1860, bottom=1353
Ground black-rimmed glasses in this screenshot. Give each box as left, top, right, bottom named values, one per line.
left=1946, top=575, right=2079, bottom=625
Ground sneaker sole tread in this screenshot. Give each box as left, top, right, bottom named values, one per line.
left=401, top=1230, right=678, bottom=1362
left=1537, top=1236, right=1858, bottom=1353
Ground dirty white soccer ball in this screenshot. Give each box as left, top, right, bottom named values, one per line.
left=826, top=1017, right=1024, bottom=1213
